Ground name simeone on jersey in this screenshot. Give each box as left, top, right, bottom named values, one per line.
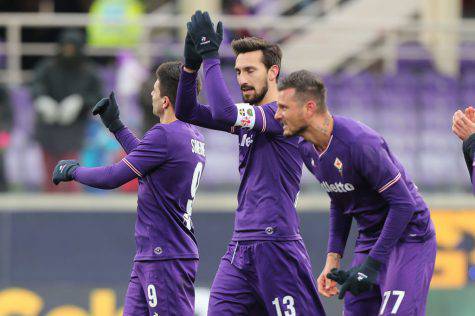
left=191, top=139, right=206, bottom=157
left=321, top=181, right=355, bottom=193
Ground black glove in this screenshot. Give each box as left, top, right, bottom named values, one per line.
left=52, top=160, right=80, bottom=185
left=328, top=256, right=381, bottom=299
left=327, top=268, right=351, bottom=285
left=186, top=10, right=223, bottom=59
left=184, top=32, right=202, bottom=70
left=92, top=92, right=125, bottom=133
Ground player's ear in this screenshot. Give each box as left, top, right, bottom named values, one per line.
left=163, top=96, right=171, bottom=109
left=305, top=100, right=317, bottom=117
left=268, top=65, right=279, bottom=82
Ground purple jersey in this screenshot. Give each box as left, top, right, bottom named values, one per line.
left=176, top=61, right=303, bottom=242
left=299, top=116, right=434, bottom=262
left=74, top=121, right=206, bottom=261
left=231, top=105, right=303, bottom=241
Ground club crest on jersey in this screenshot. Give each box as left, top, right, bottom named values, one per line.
left=334, top=157, right=343, bottom=177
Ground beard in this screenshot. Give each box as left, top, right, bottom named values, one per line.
left=241, top=82, right=268, bottom=105
left=283, top=121, right=308, bottom=138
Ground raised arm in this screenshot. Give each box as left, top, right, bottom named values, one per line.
left=114, top=127, right=141, bottom=154
left=175, top=68, right=233, bottom=132
left=185, top=11, right=283, bottom=135
left=73, top=161, right=137, bottom=189
left=203, top=59, right=283, bottom=135
left=53, top=125, right=169, bottom=189
left=92, top=92, right=140, bottom=153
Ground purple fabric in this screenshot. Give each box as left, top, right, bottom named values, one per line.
left=177, top=63, right=304, bottom=241
left=202, top=58, right=283, bottom=134
left=300, top=116, right=435, bottom=264
left=114, top=126, right=140, bottom=154
left=123, top=259, right=198, bottom=316
left=76, top=121, right=206, bottom=262
left=175, top=69, right=232, bottom=132
left=202, top=59, right=238, bottom=125
left=343, top=237, right=436, bottom=316
left=73, top=161, right=135, bottom=189
left=327, top=200, right=352, bottom=257
left=208, top=240, right=325, bottom=316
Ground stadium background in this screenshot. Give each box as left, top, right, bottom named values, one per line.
left=0, top=0, right=474, bottom=315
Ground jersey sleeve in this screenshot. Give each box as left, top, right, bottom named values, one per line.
left=175, top=68, right=234, bottom=133
left=202, top=59, right=283, bottom=135
left=114, top=126, right=141, bottom=154
left=351, top=140, right=402, bottom=194
left=121, top=126, right=169, bottom=177
left=327, top=200, right=352, bottom=257
left=73, top=161, right=137, bottom=190
left=351, top=139, right=417, bottom=264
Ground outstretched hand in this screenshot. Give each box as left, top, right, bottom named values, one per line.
left=92, top=92, right=124, bottom=133
left=52, top=160, right=79, bottom=185
left=186, top=10, right=223, bottom=59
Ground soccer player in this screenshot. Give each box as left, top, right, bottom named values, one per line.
left=452, top=106, right=475, bottom=194
left=175, top=11, right=325, bottom=316
left=52, top=61, right=206, bottom=316
left=274, top=70, right=436, bottom=316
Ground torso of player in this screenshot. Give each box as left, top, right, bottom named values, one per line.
left=135, top=120, right=206, bottom=261
left=232, top=114, right=303, bottom=242
left=299, top=116, right=434, bottom=250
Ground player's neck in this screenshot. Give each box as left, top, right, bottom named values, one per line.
left=254, top=86, right=278, bottom=106
left=303, top=113, right=333, bottom=152
left=159, top=110, right=178, bottom=124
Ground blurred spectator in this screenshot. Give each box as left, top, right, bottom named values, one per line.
left=115, top=51, right=147, bottom=133
left=30, top=29, right=102, bottom=192
left=139, top=71, right=159, bottom=133
left=0, top=85, right=12, bottom=191
left=222, top=0, right=253, bottom=41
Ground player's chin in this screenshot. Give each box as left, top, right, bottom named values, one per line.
left=282, top=126, right=294, bottom=138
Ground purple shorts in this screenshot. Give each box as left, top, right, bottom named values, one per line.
left=343, top=236, right=437, bottom=316
left=123, top=259, right=198, bottom=316
left=208, top=240, right=326, bottom=316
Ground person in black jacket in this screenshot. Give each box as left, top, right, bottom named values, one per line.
left=452, top=106, right=475, bottom=193
left=30, top=29, right=102, bottom=192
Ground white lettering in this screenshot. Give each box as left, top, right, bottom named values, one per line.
left=191, top=139, right=206, bottom=157
left=321, top=181, right=355, bottom=193
left=240, top=134, right=254, bottom=147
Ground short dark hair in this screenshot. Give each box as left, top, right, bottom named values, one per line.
left=231, top=37, right=282, bottom=79
left=278, top=70, right=327, bottom=113
left=155, top=61, right=201, bottom=106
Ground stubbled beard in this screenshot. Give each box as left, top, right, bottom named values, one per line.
left=241, top=83, right=268, bottom=105
left=284, top=122, right=308, bottom=138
